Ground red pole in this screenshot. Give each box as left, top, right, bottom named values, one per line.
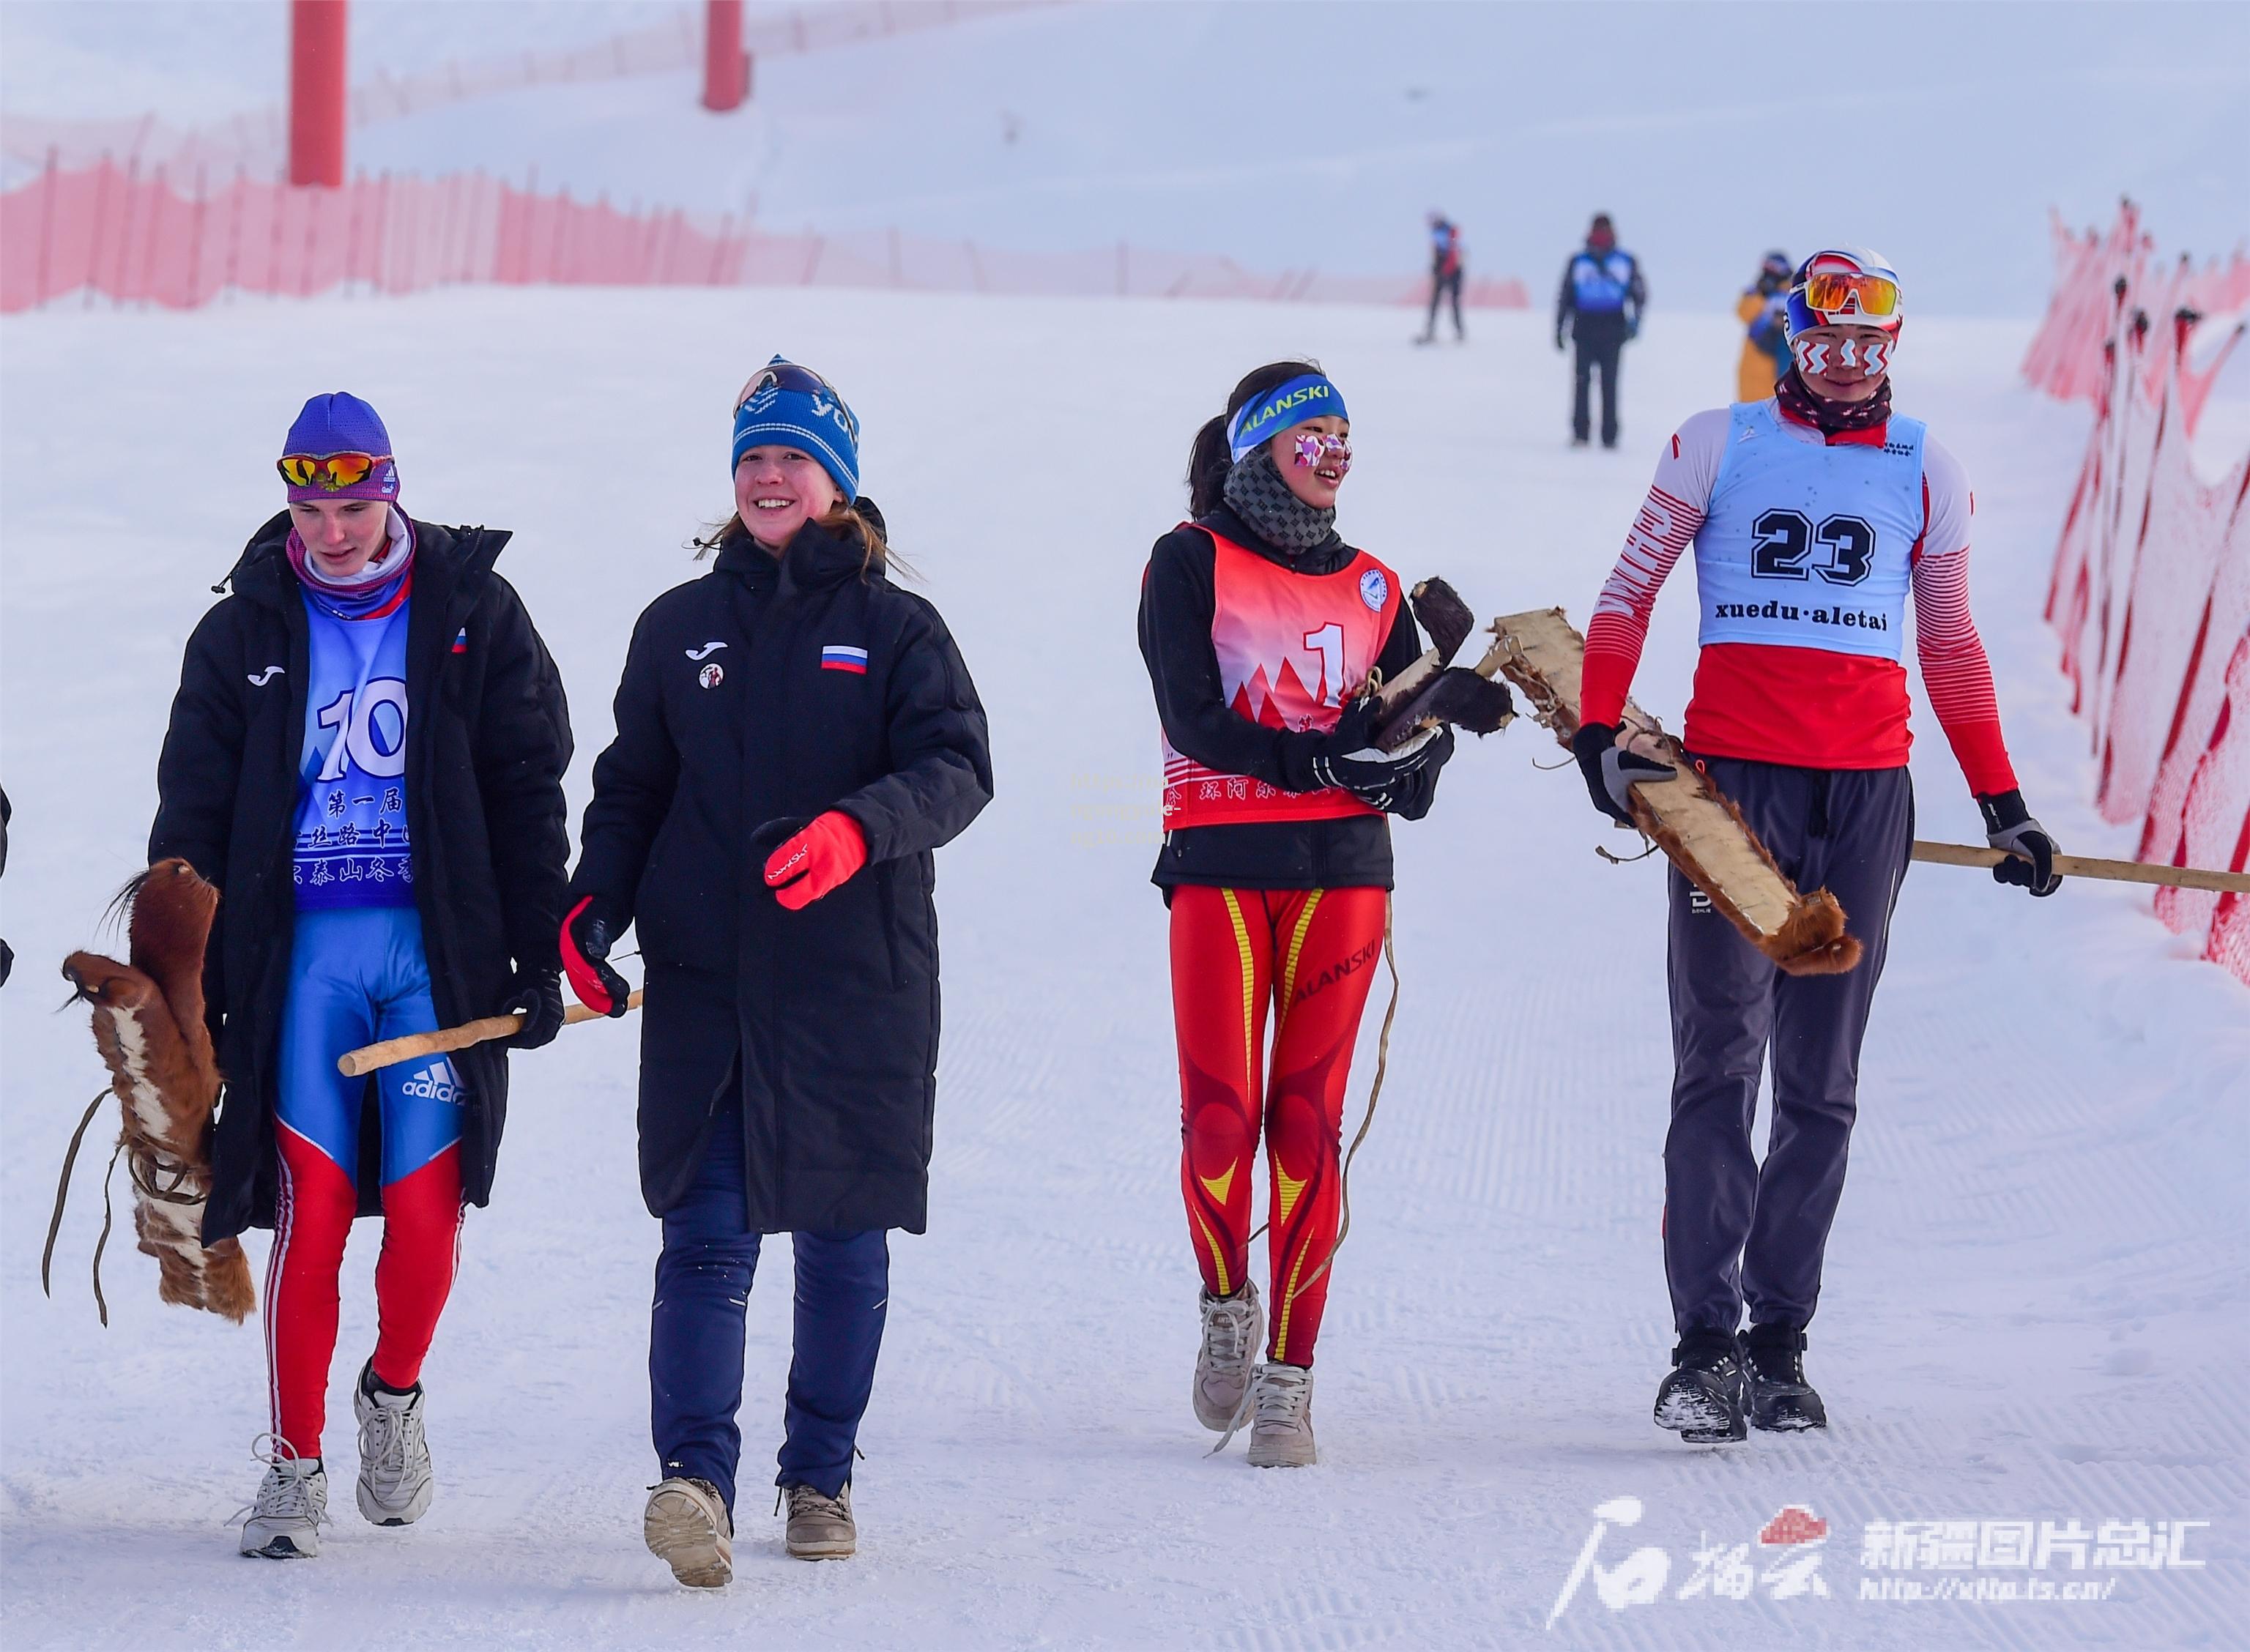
left=289, top=1, right=348, bottom=187
left=703, top=1, right=747, bottom=111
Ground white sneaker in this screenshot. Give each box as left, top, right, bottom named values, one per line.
left=353, top=1363, right=433, bottom=1526
left=1192, top=1283, right=1262, bottom=1432
left=237, top=1438, right=328, bottom=1558
left=645, top=1478, right=733, bottom=1588
left=783, top=1482, right=856, bottom=1560
left=1246, top=1363, right=1317, bottom=1468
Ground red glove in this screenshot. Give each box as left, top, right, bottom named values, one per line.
left=560, top=895, right=631, bottom=1016
left=762, top=811, right=869, bottom=911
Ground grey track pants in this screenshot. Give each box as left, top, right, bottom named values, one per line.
left=1663, top=756, right=1914, bottom=1338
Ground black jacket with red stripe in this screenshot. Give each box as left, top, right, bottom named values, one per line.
left=1137, top=505, right=1434, bottom=893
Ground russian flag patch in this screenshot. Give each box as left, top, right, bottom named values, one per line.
left=820, top=644, right=869, bottom=674
left=451, top=628, right=469, bottom=654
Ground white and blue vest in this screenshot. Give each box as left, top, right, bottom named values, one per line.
left=294, top=592, right=415, bottom=909
left=1695, top=400, right=1924, bottom=663
left=1569, top=250, right=1636, bottom=313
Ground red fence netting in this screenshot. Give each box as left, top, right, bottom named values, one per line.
left=0, top=157, right=1531, bottom=315
left=2027, top=202, right=2250, bottom=983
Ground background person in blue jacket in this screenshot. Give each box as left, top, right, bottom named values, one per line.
left=1555, top=212, right=1647, bottom=448
left=562, top=359, right=992, bottom=1588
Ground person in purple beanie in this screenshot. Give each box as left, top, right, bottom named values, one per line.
left=148, top=392, right=573, bottom=1558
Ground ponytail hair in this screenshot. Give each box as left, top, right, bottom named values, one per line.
left=1186, top=358, right=1326, bottom=517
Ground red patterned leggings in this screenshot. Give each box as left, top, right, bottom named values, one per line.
left=1170, top=885, right=1386, bottom=1368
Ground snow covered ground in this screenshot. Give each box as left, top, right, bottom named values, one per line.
left=4, top=1, right=2246, bottom=315
left=2, top=288, right=2245, bottom=1650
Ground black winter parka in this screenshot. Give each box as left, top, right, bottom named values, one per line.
left=149, top=512, right=573, bottom=1243
left=569, top=513, right=991, bottom=1232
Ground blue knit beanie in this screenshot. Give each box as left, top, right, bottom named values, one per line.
left=730, top=358, right=860, bottom=499
left=281, top=392, right=398, bottom=503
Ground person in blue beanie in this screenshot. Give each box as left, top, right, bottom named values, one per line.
left=149, top=392, right=572, bottom=1558
left=563, top=358, right=991, bottom=1585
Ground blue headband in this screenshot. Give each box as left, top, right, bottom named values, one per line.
left=1227, top=375, right=1348, bottom=463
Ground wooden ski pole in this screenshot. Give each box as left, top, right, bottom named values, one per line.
left=1912, top=841, right=2250, bottom=893
left=337, top=990, right=644, bottom=1077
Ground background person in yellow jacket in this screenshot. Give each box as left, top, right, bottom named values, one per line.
left=1736, top=251, right=1793, bottom=402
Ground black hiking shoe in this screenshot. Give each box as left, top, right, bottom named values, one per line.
left=1745, top=1326, right=1828, bottom=1432
left=1654, top=1331, right=1748, bottom=1443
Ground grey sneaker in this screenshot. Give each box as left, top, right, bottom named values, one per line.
left=353, top=1363, right=433, bottom=1526
left=1245, top=1362, right=1317, bottom=1468
left=237, top=1438, right=329, bottom=1558
left=783, top=1482, right=855, bottom=1560
left=1192, top=1283, right=1262, bottom=1432
left=645, top=1477, right=732, bottom=1588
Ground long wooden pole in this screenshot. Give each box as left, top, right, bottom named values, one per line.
left=1913, top=841, right=2249, bottom=893
left=337, top=990, right=643, bottom=1076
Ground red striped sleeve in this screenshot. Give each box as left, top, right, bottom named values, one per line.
left=1912, top=546, right=2016, bottom=795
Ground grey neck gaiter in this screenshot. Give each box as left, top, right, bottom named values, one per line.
left=1222, top=446, right=1337, bottom=553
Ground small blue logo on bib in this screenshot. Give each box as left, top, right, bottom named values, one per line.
left=1359, top=569, right=1389, bottom=611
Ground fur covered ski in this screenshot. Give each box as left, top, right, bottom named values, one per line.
left=1489, top=607, right=1862, bottom=976
left=1371, top=577, right=1515, bottom=751
left=59, top=859, right=256, bottom=1322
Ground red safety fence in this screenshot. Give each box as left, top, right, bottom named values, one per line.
left=1, top=1, right=1057, bottom=182
left=2030, top=203, right=2250, bottom=983
left=0, top=157, right=1531, bottom=315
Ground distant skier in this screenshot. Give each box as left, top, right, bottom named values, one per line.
left=1555, top=212, right=1645, bottom=447
left=1139, top=362, right=1456, bottom=1467
left=1418, top=212, right=1466, bottom=344
left=1569, top=250, right=2062, bottom=1444
left=149, top=393, right=573, bottom=1558
left=1735, top=250, right=1792, bottom=402
left=565, top=359, right=991, bottom=1585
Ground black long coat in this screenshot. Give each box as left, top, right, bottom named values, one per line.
left=569, top=516, right=992, bottom=1232
left=149, top=512, right=573, bottom=1243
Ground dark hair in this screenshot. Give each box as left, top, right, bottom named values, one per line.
left=1187, top=358, right=1325, bottom=517
left=691, top=499, right=910, bottom=581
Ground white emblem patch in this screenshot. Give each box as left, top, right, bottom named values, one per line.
left=1359, top=568, right=1389, bottom=611
left=698, top=663, right=724, bottom=689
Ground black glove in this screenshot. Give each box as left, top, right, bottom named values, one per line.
left=561, top=894, right=633, bottom=1017
left=500, top=967, right=565, bottom=1050
left=1553, top=328, right=1567, bottom=352
left=1382, top=723, right=1455, bottom=820
left=1308, top=696, right=1446, bottom=810
left=1978, top=789, right=2062, bottom=896
left=1571, top=721, right=1675, bottom=826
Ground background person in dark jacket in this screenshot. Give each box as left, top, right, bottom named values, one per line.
left=564, top=360, right=990, bottom=1587
left=149, top=393, right=571, bottom=1558
left=1140, top=360, right=1454, bottom=1470
left=1556, top=212, right=1647, bottom=448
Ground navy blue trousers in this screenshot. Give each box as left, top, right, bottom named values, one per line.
left=1663, top=758, right=1914, bottom=1339
left=650, top=1102, right=889, bottom=1514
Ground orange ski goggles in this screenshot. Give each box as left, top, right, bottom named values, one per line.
left=278, top=451, right=392, bottom=491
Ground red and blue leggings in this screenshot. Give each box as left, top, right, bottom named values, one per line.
left=1170, top=885, right=1386, bottom=1368
left=270, top=906, right=464, bottom=1459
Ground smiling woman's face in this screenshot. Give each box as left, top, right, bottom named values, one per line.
left=1272, top=414, right=1351, bottom=510
left=734, top=447, right=843, bottom=551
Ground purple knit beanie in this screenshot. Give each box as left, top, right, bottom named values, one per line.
left=280, top=392, right=400, bottom=504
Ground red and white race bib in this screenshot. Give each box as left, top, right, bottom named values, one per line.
left=1161, top=527, right=1402, bottom=830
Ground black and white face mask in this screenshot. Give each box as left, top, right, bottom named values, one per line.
left=1222, top=447, right=1337, bottom=553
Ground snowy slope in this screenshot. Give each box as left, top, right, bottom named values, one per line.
left=2, top=291, right=2246, bottom=1650
left=4, top=0, right=2247, bottom=315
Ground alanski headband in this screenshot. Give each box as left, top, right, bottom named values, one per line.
left=1227, top=374, right=1348, bottom=463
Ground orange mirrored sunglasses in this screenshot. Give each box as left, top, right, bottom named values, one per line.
left=278, top=452, right=390, bottom=491
left=1802, top=271, right=1900, bottom=320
